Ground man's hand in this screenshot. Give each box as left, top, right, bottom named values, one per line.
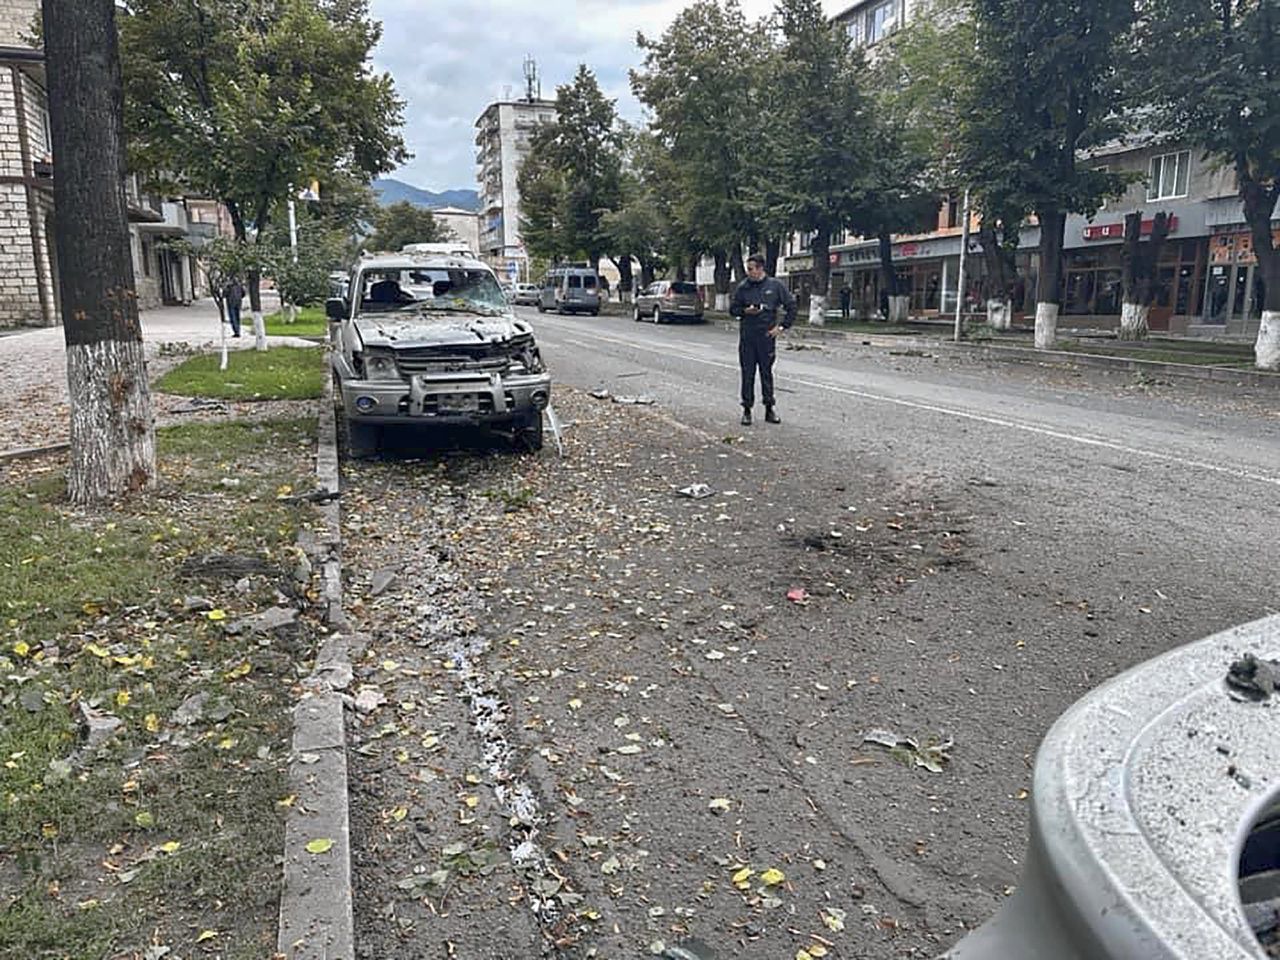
left=767, top=325, right=782, bottom=339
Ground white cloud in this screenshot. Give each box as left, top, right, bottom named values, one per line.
left=368, top=0, right=844, bottom=191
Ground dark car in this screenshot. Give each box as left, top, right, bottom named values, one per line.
left=633, top=280, right=704, bottom=324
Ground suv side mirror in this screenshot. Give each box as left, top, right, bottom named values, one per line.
left=325, top=297, right=347, bottom=321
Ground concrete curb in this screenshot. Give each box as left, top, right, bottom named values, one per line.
left=0, top=441, right=71, bottom=463
left=737, top=320, right=1280, bottom=390
left=278, top=376, right=355, bottom=960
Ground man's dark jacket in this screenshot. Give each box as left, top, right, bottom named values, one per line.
left=729, top=276, right=797, bottom=331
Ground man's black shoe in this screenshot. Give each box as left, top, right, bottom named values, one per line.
left=765, top=406, right=781, bottom=424
left=741, top=408, right=752, bottom=426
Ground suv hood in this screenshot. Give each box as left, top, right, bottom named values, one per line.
left=355, top=312, right=532, bottom=349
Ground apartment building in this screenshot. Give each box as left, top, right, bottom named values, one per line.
left=473, top=97, right=556, bottom=277
left=0, top=0, right=55, bottom=327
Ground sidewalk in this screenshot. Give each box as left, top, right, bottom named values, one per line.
left=0, top=295, right=320, bottom=457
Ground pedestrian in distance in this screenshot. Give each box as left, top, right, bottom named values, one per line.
left=223, top=277, right=245, bottom=338
left=729, top=254, right=796, bottom=426
left=839, top=284, right=852, bottom=321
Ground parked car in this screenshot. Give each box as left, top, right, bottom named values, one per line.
left=326, top=252, right=551, bottom=455
left=537, top=265, right=601, bottom=315
left=633, top=280, right=704, bottom=324
left=512, top=282, right=541, bottom=306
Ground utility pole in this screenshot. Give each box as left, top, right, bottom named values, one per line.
left=43, top=0, right=156, bottom=503
left=954, top=187, right=970, bottom=342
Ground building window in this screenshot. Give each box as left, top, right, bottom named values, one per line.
left=1147, top=151, right=1189, bottom=201
left=865, top=0, right=901, bottom=45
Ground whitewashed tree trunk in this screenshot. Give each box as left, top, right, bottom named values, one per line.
left=808, top=293, right=826, bottom=326
left=986, top=298, right=1012, bottom=330
left=1256, top=311, right=1280, bottom=370
left=66, top=340, right=156, bottom=502
left=1118, top=301, right=1150, bottom=341
left=714, top=292, right=730, bottom=312
left=888, top=294, right=910, bottom=323
left=1034, top=302, right=1059, bottom=349
left=286, top=301, right=298, bottom=324
left=252, top=309, right=266, bottom=351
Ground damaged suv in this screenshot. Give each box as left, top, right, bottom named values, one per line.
left=327, top=252, right=552, bottom=455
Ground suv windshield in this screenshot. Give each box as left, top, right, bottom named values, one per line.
left=671, top=282, right=697, bottom=295
left=358, top=267, right=507, bottom=315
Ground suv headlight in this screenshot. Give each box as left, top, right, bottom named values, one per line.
left=361, top=350, right=399, bottom=380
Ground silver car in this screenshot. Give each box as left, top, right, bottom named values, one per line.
left=326, top=253, right=551, bottom=455
left=633, top=280, right=705, bottom=324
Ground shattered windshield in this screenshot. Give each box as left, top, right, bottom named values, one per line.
left=358, top=267, right=508, bottom=315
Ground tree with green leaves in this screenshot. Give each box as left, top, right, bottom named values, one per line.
left=961, top=0, right=1134, bottom=348
left=120, top=0, right=406, bottom=346
left=1139, top=0, right=1280, bottom=368
left=518, top=66, right=623, bottom=269
left=758, top=0, right=870, bottom=325
left=633, top=0, right=771, bottom=309
left=364, top=202, right=448, bottom=253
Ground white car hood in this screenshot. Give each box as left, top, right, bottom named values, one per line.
left=355, top=311, right=533, bottom=349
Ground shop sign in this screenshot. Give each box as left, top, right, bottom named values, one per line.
left=892, top=242, right=932, bottom=259
left=841, top=247, right=879, bottom=265
left=1082, top=216, right=1179, bottom=241
left=1210, top=229, right=1280, bottom=266
left=786, top=255, right=813, bottom=272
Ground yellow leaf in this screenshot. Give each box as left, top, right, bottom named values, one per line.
left=158, top=840, right=181, bottom=854
left=381, top=659, right=399, bottom=672
left=195, top=929, right=219, bottom=943
left=464, top=772, right=482, bottom=784
left=797, top=951, right=813, bottom=960
left=41, top=822, right=58, bottom=839
left=77, top=898, right=100, bottom=910
left=276, top=794, right=297, bottom=808
left=145, top=713, right=160, bottom=733
left=390, top=806, right=408, bottom=822
left=116, top=690, right=131, bottom=707
left=12, top=640, right=29, bottom=657
left=731, top=866, right=754, bottom=887
left=84, top=642, right=110, bottom=658
left=276, top=484, right=294, bottom=498
left=760, top=867, right=786, bottom=886
left=205, top=609, right=227, bottom=622
left=463, top=795, right=479, bottom=809
left=216, top=737, right=236, bottom=750
left=134, top=811, right=154, bottom=828
left=305, top=837, right=334, bottom=854
left=808, top=947, right=828, bottom=958
left=568, top=698, right=583, bottom=710
left=1015, top=788, right=1030, bottom=800
left=224, top=661, right=252, bottom=680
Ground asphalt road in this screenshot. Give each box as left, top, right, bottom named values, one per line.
left=343, top=306, right=1280, bottom=959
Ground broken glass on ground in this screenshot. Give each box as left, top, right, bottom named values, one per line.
left=862, top=728, right=954, bottom=773
left=676, top=483, right=715, bottom=500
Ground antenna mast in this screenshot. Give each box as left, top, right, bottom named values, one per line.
left=522, top=55, right=540, bottom=101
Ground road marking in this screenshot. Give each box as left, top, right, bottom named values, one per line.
left=555, top=327, right=1280, bottom=489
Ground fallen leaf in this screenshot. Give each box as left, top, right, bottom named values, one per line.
left=205, top=610, right=227, bottom=622
left=158, top=841, right=181, bottom=855
left=708, top=797, right=733, bottom=813
left=305, top=837, right=334, bottom=854
left=195, top=930, right=218, bottom=943
left=760, top=867, right=786, bottom=886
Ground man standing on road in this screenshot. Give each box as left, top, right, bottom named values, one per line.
left=730, top=254, right=796, bottom=425
left=223, top=277, right=245, bottom=338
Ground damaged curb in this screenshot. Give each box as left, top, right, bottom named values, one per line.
left=278, top=372, right=356, bottom=960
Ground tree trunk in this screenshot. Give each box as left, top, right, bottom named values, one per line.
left=1242, top=176, right=1280, bottom=370
left=808, top=227, right=830, bottom=326
left=978, top=219, right=1017, bottom=330
left=764, top=236, right=781, bottom=277
left=877, top=229, right=908, bottom=323
left=730, top=243, right=746, bottom=285
left=247, top=259, right=266, bottom=351
left=614, top=255, right=634, bottom=303
left=1035, top=208, right=1066, bottom=349
left=640, top=260, right=656, bottom=288
left=1119, top=210, right=1170, bottom=341
left=713, top=249, right=731, bottom=313
left=44, top=0, right=155, bottom=504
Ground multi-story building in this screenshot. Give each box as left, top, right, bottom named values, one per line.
left=473, top=97, right=556, bottom=278
left=0, top=0, right=56, bottom=328
left=431, top=205, right=482, bottom=258
left=779, top=0, right=1279, bottom=338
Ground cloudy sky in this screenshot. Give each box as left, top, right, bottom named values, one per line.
left=369, top=0, right=846, bottom=192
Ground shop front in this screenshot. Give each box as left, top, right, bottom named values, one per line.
left=1201, top=228, right=1276, bottom=336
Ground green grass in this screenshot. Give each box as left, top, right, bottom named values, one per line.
left=0, top=417, right=317, bottom=958
left=154, top=345, right=324, bottom=400
left=264, top=305, right=328, bottom=337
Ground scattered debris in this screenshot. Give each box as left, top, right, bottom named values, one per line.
left=171, top=691, right=210, bottom=726
left=589, top=388, right=611, bottom=400
left=352, top=686, right=387, bottom=714
left=612, top=395, right=657, bottom=405
left=786, top=587, right=810, bottom=604
left=223, top=605, right=297, bottom=636
left=170, top=397, right=230, bottom=415
left=676, top=483, right=715, bottom=500
left=862, top=728, right=954, bottom=773
left=369, top=569, right=399, bottom=597
left=277, top=488, right=340, bottom=505
left=78, top=701, right=123, bottom=747
left=1226, top=653, right=1280, bottom=702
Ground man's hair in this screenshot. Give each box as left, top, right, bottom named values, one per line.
left=747, top=254, right=766, bottom=268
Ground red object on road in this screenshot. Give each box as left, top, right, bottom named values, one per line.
left=786, top=587, right=809, bottom=604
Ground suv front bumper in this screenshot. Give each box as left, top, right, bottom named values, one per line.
left=338, top=370, right=551, bottom=425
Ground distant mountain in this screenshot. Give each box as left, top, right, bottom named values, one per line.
left=373, top=178, right=479, bottom=211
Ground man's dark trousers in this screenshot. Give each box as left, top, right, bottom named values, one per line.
left=739, top=325, right=776, bottom=408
